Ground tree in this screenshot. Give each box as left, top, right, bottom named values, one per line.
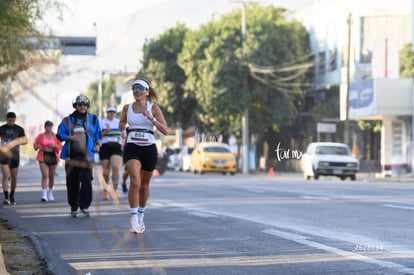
left=139, top=23, right=197, bottom=129
left=84, top=78, right=121, bottom=118
left=400, top=43, right=414, bottom=77
left=178, top=4, right=310, bottom=141
left=0, top=0, right=63, bottom=116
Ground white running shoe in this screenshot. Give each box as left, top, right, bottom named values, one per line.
left=138, top=212, right=145, bottom=233
left=129, top=214, right=143, bottom=234
left=41, top=189, right=48, bottom=202
left=47, top=190, right=55, bottom=201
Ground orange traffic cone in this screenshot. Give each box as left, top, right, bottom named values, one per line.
left=153, top=169, right=160, bottom=176
left=268, top=167, right=274, bottom=177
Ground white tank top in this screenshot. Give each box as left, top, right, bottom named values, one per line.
left=100, top=118, right=122, bottom=144
left=126, top=101, right=155, bottom=145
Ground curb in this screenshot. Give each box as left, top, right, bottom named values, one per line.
left=0, top=244, right=10, bottom=275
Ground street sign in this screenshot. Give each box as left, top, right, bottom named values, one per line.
left=58, top=36, right=96, bottom=55
left=26, top=36, right=96, bottom=55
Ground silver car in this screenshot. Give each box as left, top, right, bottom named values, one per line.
left=301, top=142, right=359, bottom=180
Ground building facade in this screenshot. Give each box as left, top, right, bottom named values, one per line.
left=293, top=0, right=412, bottom=176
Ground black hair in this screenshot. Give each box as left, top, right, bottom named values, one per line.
left=6, top=112, right=16, bottom=118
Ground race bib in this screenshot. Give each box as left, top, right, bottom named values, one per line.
left=127, top=131, right=151, bottom=144
left=107, top=136, right=120, bottom=143
left=73, top=126, right=85, bottom=134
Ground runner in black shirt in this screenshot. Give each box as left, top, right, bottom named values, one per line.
left=0, top=112, right=28, bottom=205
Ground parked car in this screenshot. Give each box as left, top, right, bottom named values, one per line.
left=190, top=142, right=236, bottom=175
left=301, top=142, right=359, bottom=180
left=156, top=152, right=169, bottom=175
left=177, top=146, right=194, bottom=172
left=165, top=147, right=181, bottom=171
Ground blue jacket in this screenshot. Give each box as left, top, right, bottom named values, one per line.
left=57, top=112, right=101, bottom=161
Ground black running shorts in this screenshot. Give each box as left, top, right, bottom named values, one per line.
left=0, top=150, right=20, bottom=168
left=99, top=142, right=122, bottom=160
left=123, top=143, right=158, bottom=172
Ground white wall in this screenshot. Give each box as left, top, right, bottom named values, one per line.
left=292, top=0, right=411, bottom=86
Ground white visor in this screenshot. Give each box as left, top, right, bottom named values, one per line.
left=132, top=80, right=149, bottom=90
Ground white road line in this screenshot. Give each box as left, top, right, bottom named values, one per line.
left=301, top=196, right=332, bottom=200
left=187, top=211, right=217, bottom=218
left=263, top=229, right=414, bottom=274
left=244, top=188, right=266, bottom=193
left=383, top=204, right=414, bottom=211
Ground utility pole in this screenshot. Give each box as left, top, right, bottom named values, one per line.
left=229, top=0, right=249, bottom=173
left=344, top=12, right=352, bottom=145
left=240, top=2, right=249, bottom=174
left=98, top=72, right=103, bottom=120
left=98, top=71, right=136, bottom=120
left=411, top=0, right=414, bottom=174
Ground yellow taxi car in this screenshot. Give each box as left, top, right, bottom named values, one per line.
left=190, top=142, right=237, bottom=175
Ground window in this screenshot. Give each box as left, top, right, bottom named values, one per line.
left=306, top=53, right=316, bottom=78
left=329, top=48, right=337, bottom=71
left=204, top=146, right=230, bottom=153
left=360, top=15, right=410, bottom=63
left=318, top=51, right=326, bottom=73
left=392, top=121, right=402, bottom=156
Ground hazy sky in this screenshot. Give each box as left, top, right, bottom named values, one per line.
left=12, top=0, right=315, bottom=128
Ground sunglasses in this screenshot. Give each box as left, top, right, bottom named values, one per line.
left=132, top=84, right=147, bottom=92
left=76, top=103, right=88, bottom=107
left=107, top=111, right=116, bottom=113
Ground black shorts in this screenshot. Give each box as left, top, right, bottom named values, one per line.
left=123, top=143, right=158, bottom=172
left=99, top=143, right=123, bottom=160
left=0, top=150, right=20, bottom=168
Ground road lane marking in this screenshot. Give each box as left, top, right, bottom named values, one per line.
left=187, top=211, right=217, bottom=218
left=263, top=229, right=414, bottom=274
left=301, top=196, right=332, bottom=200
left=383, top=204, right=414, bottom=211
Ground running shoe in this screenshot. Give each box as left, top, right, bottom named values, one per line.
left=129, top=214, right=143, bottom=234
left=112, top=190, right=119, bottom=200
left=9, top=195, right=16, bottom=205
left=80, top=208, right=90, bottom=217
left=122, top=184, right=128, bottom=193
left=138, top=213, right=145, bottom=233
left=3, top=198, right=10, bottom=205
left=71, top=211, right=78, bottom=218
left=47, top=190, right=55, bottom=201
left=103, top=190, right=109, bottom=200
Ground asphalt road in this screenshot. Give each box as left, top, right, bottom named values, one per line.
left=2, top=164, right=414, bottom=274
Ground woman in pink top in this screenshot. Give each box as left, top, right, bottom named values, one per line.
left=33, top=121, right=62, bottom=202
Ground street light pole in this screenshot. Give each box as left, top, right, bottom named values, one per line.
left=98, top=71, right=103, bottom=120
left=344, top=12, right=351, bottom=145
left=240, top=2, right=249, bottom=174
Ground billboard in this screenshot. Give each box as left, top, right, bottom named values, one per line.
left=349, top=79, right=376, bottom=118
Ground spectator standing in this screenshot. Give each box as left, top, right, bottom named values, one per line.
left=57, top=95, right=101, bottom=217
